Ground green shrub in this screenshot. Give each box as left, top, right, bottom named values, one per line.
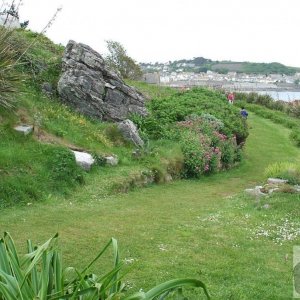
left=290, top=129, right=300, bottom=147
left=220, top=140, right=235, bottom=168
left=46, top=146, right=84, bottom=186
left=178, top=115, right=239, bottom=178
left=0, top=232, right=210, bottom=299
left=146, top=88, right=248, bottom=144
left=181, top=132, right=206, bottom=178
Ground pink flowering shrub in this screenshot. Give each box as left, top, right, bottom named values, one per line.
left=179, top=115, right=241, bottom=178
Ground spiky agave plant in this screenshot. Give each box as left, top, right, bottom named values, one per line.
left=0, top=232, right=210, bottom=299
left=0, top=26, right=21, bottom=110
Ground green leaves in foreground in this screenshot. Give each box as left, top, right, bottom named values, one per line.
left=0, top=232, right=210, bottom=299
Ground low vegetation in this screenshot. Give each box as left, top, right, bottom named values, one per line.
left=0, top=233, right=209, bottom=299
left=0, top=27, right=250, bottom=207
left=235, top=92, right=300, bottom=147
left=2, top=24, right=300, bottom=300
left=1, top=115, right=300, bottom=299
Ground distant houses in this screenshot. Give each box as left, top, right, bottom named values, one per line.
left=142, top=69, right=300, bottom=90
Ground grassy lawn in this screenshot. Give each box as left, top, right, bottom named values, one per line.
left=1, top=114, right=300, bottom=299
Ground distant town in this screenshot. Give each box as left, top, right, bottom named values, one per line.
left=141, top=59, right=300, bottom=92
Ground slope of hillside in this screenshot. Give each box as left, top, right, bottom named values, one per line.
left=0, top=28, right=247, bottom=208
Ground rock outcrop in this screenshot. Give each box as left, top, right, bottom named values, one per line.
left=58, top=40, right=147, bottom=121
left=117, top=119, right=144, bottom=147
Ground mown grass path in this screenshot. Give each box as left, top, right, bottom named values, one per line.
left=2, top=114, right=300, bottom=299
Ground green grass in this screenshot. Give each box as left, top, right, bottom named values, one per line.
left=0, top=80, right=182, bottom=207
left=1, top=114, right=300, bottom=298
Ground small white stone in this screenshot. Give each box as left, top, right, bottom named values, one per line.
left=71, top=150, right=95, bottom=171
left=14, top=125, right=33, bottom=135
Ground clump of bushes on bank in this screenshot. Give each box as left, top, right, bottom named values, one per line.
left=179, top=115, right=242, bottom=178
left=132, top=88, right=247, bottom=178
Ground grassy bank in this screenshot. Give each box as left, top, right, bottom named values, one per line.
left=1, top=114, right=300, bottom=298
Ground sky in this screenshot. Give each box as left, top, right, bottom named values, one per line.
left=15, top=0, right=300, bottom=67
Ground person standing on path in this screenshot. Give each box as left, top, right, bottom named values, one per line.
left=227, top=92, right=235, bottom=104
left=240, top=107, right=248, bottom=119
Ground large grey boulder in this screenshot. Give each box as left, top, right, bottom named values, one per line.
left=118, top=119, right=144, bottom=147
left=58, top=40, right=147, bottom=121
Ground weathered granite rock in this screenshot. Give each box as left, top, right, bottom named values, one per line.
left=58, top=40, right=147, bottom=121
left=14, top=124, right=33, bottom=135
left=71, top=150, right=95, bottom=171
left=117, top=119, right=144, bottom=147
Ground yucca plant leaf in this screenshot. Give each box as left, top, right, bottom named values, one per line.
left=110, top=238, right=120, bottom=295
left=37, top=252, right=51, bottom=300
left=145, top=278, right=210, bottom=300
left=81, top=238, right=115, bottom=274
left=0, top=270, right=22, bottom=299
left=22, top=233, right=58, bottom=278
left=0, top=239, right=11, bottom=275
left=3, top=232, right=20, bottom=267
left=0, top=281, right=17, bottom=300
left=52, top=250, right=63, bottom=297
left=27, top=240, right=39, bottom=295
left=98, top=263, right=123, bottom=298
left=122, top=291, right=146, bottom=300
left=5, top=247, right=34, bottom=299
left=50, top=287, right=98, bottom=300
left=123, top=279, right=210, bottom=300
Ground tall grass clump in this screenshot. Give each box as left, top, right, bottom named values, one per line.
left=265, top=162, right=300, bottom=184
left=0, top=27, right=22, bottom=109
left=0, top=232, right=210, bottom=299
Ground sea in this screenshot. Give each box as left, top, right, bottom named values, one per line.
left=254, top=91, right=300, bottom=102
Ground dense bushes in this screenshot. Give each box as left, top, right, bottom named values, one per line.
left=134, top=88, right=248, bottom=143
left=179, top=115, right=241, bottom=178
left=132, top=88, right=247, bottom=178
left=148, top=88, right=248, bottom=143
